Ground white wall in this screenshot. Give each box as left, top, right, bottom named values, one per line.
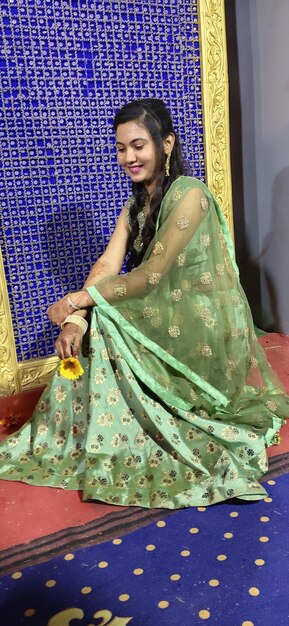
left=228, top=0, right=289, bottom=332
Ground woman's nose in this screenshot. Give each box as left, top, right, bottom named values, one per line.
left=125, top=147, right=137, bottom=164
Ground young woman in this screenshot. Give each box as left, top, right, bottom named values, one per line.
left=0, top=99, right=288, bottom=508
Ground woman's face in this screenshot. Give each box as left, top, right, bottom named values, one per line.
left=116, top=120, right=159, bottom=194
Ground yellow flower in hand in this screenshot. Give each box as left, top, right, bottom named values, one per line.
left=58, top=357, right=84, bottom=380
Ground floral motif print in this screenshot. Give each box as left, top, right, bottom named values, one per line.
left=200, top=272, right=213, bottom=285
left=171, top=289, right=182, bottom=302
left=148, top=272, right=162, bottom=285
left=55, top=385, right=67, bottom=403
left=200, top=234, right=211, bottom=246
left=168, top=325, right=180, bottom=338
left=107, top=388, right=121, bottom=405
left=176, top=216, right=189, bottom=230
left=94, top=368, right=107, bottom=384
left=113, top=283, right=127, bottom=297
left=200, top=196, right=209, bottom=212
left=176, top=253, right=186, bottom=266
left=97, top=413, right=115, bottom=427
left=153, top=241, right=164, bottom=255
left=198, top=343, right=213, bottom=357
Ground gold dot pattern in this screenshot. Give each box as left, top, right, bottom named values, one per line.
left=24, top=609, right=36, bottom=617
left=119, top=594, right=130, bottom=602
left=180, top=549, right=191, bottom=557
left=146, top=544, right=156, bottom=551
left=133, top=568, right=144, bottom=576
left=7, top=477, right=280, bottom=626
left=248, top=587, right=260, bottom=597
left=158, top=600, right=169, bottom=608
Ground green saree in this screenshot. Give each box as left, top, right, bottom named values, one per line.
left=0, top=176, right=288, bottom=508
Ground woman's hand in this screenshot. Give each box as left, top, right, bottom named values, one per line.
left=47, top=295, right=72, bottom=326
left=47, top=290, right=94, bottom=326
left=54, top=323, right=84, bottom=359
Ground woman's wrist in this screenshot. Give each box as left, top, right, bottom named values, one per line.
left=61, top=315, right=88, bottom=334
left=71, top=308, right=88, bottom=319
left=67, top=290, right=94, bottom=310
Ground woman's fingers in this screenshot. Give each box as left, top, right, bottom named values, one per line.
left=71, top=330, right=83, bottom=358
left=55, top=340, right=65, bottom=360
left=55, top=325, right=84, bottom=360
left=55, top=336, right=72, bottom=359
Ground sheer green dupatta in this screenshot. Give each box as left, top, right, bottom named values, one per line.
left=87, top=176, right=289, bottom=436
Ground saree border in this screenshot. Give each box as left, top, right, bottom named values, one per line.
left=0, top=0, right=233, bottom=395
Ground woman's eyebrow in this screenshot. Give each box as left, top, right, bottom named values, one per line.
left=116, top=137, right=148, bottom=145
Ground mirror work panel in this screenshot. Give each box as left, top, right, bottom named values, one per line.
left=0, top=0, right=232, bottom=395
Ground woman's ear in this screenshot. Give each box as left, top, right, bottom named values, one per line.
left=163, top=132, right=175, bottom=155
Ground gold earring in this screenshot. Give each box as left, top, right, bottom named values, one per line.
left=165, top=152, right=171, bottom=177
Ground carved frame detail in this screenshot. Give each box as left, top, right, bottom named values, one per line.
left=198, top=0, right=233, bottom=231
left=0, top=0, right=232, bottom=395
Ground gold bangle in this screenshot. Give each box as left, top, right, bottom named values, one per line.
left=61, top=315, right=88, bottom=334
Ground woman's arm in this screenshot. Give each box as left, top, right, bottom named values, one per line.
left=83, top=207, right=130, bottom=287
left=48, top=206, right=130, bottom=326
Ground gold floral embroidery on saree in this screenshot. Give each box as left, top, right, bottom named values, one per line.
left=148, top=272, right=162, bottom=285
left=176, top=252, right=186, bottom=266
left=200, top=234, right=211, bottom=246
left=152, top=241, right=164, bottom=255
left=176, top=216, right=190, bottom=230
left=168, top=325, right=181, bottom=338
left=171, top=289, right=182, bottom=302
left=200, top=196, right=209, bottom=212
left=113, top=283, right=127, bottom=297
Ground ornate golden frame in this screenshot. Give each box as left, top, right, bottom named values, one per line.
left=0, top=0, right=232, bottom=396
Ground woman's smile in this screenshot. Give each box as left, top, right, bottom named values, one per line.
left=116, top=120, right=158, bottom=192
left=127, top=164, right=144, bottom=174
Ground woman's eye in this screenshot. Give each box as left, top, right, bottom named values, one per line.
left=135, top=145, right=144, bottom=150
left=117, top=148, right=125, bottom=153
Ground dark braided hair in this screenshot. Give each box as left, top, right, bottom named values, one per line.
left=113, top=99, right=185, bottom=270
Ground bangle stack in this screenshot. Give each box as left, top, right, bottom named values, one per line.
left=61, top=315, right=88, bottom=335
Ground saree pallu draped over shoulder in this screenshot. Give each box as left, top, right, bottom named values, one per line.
left=0, top=177, right=288, bottom=508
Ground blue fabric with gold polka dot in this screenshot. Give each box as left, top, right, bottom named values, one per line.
left=1, top=475, right=288, bottom=625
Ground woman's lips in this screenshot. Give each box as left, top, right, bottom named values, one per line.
left=128, top=165, right=143, bottom=174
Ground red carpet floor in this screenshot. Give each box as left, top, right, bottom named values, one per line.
left=1, top=333, right=289, bottom=553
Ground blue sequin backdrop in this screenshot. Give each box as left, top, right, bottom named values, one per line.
left=0, top=0, right=205, bottom=361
